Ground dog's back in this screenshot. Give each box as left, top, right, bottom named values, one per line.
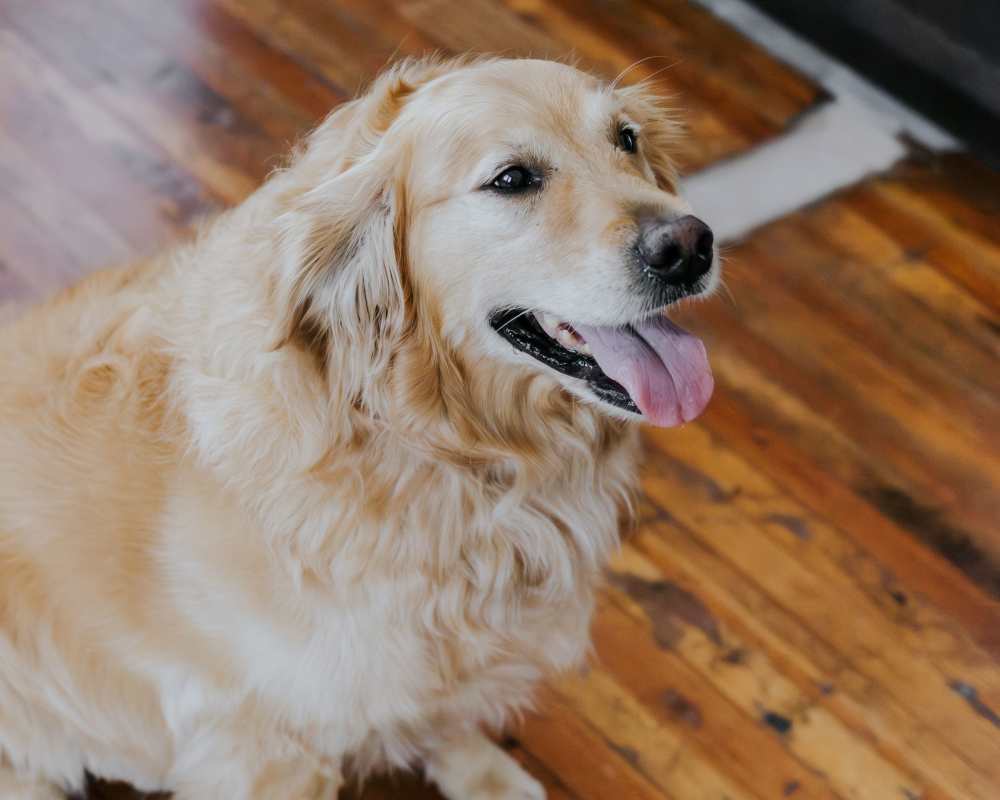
left=0, top=260, right=184, bottom=792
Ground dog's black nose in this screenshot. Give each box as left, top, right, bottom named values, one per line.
left=637, top=215, right=714, bottom=286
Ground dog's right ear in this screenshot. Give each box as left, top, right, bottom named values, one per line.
left=617, top=81, right=682, bottom=194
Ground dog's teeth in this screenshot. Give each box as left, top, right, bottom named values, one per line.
left=538, top=312, right=560, bottom=338
left=556, top=328, right=578, bottom=349
left=535, top=313, right=590, bottom=354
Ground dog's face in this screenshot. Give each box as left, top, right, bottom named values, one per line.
left=288, top=59, right=717, bottom=429
left=398, top=60, right=717, bottom=428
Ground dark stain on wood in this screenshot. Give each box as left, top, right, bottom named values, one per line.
left=608, top=741, right=641, bottom=767
left=860, top=485, right=1000, bottom=598
left=765, top=513, right=812, bottom=541
left=763, top=711, right=793, bottom=735
left=661, top=689, right=704, bottom=729
left=649, top=449, right=740, bottom=504
left=637, top=497, right=677, bottom=528
left=902, top=244, right=932, bottom=263
left=107, top=142, right=217, bottom=225
left=878, top=566, right=912, bottom=610
left=948, top=680, right=1000, bottom=728
left=889, top=589, right=908, bottom=606
left=2, top=1, right=999, bottom=798
left=979, top=314, right=1000, bottom=338
left=611, top=572, right=722, bottom=649
left=151, top=61, right=255, bottom=136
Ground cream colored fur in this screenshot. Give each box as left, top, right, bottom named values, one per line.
left=0, top=57, right=708, bottom=798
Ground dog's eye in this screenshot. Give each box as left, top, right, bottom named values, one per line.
left=489, top=166, right=538, bottom=193
left=618, top=125, right=638, bottom=154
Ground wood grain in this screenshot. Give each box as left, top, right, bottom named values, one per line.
left=1, top=2, right=997, bottom=799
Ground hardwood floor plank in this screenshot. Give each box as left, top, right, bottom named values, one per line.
left=615, top=530, right=997, bottom=799
left=496, top=0, right=750, bottom=172
left=0, top=4, right=994, bottom=800
left=702, top=241, right=1000, bottom=531
left=220, top=0, right=820, bottom=173
left=608, top=538, right=961, bottom=799
left=666, top=156, right=1000, bottom=601
left=551, top=667, right=758, bottom=799
left=2, top=0, right=265, bottom=203
left=0, top=31, right=213, bottom=264
left=857, top=179, right=1000, bottom=315
left=176, top=0, right=346, bottom=118
left=504, top=746, right=579, bottom=800
left=0, top=257, right=31, bottom=306
left=639, top=424, right=1000, bottom=776
left=698, top=389, right=1000, bottom=657
left=0, top=131, right=132, bottom=270
left=653, top=414, right=1000, bottom=705
left=504, top=0, right=821, bottom=171
left=639, top=0, right=817, bottom=110
left=701, top=323, right=996, bottom=567
left=0, top=189, right=85, bottom=298
left=528, top=1, right=801, bottom=128
left=590, top=601, right=845, bottom=799
left=397, top=0, right=564, bottom=61
left=519, top=689, right=675, bottom=800
left=659, top=346, right=994, bottom=568
left=215, top=0, right=428, bottom=95
left=796, top=202, right=998, bottom=403
left=99, top=0, right=336, bottom=148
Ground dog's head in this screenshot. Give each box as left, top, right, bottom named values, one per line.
left=276, top=57, right=717, bottom=434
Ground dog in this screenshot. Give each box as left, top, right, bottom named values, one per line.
left=0, top=56, right=717, bottom=799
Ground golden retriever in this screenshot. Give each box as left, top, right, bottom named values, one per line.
left=0, top=57, right=717, bottom=799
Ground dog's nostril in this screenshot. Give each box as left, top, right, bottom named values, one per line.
left=694, top=228, right=714, bottom=266
left=661, top=242, right=686, bottom=272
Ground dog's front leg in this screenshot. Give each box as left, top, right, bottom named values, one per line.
left=0, top=763, right=63, bottom=800
left=424, top=731, right=545, bottom=800
left=168, top=731, right=342, bottom=800
left=172, top=763, right=341, bottom=800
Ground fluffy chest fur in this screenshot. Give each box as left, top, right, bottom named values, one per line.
left=158, top=395, right=640, bottom=771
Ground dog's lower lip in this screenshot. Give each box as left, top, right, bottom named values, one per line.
left=489, top=309, right=640, bottom=415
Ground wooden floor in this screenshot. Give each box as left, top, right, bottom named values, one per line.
left=2, top=2, right=998, bottom=799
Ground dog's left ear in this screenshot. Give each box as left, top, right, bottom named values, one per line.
left=273, top=57, right=462, bottom=394
left=276, top=151, right=409, bottom=389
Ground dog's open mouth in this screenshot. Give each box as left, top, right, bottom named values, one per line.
left=490, top=309, right=714, bottom=427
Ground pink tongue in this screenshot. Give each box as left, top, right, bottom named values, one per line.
left=574, top=316, right=714, bottom=427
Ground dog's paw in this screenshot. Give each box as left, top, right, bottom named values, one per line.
left=428, top=736, right=546, bottom=800
left=0, top=770, right=63, bottom=800
left=466, top=759, right=546, bottom=800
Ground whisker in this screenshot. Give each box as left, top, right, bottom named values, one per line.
left=609, top=55, right=675, bottom=90
left=495, top=308, right=534, bottom=334
left=717, top=276, right=737, bottom=308
left=630, top=60, right=681, bottom=88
